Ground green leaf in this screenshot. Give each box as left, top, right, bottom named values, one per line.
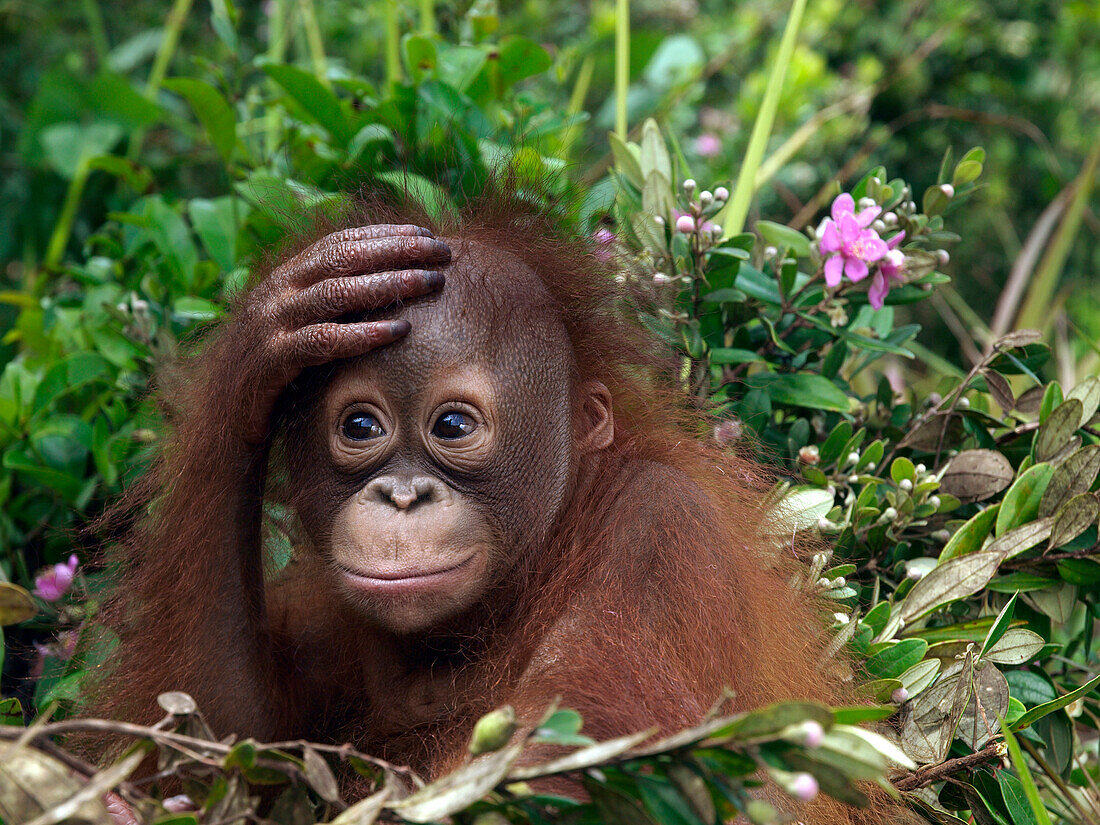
left=608, top=132, right=644, bottom=189
left=743, top=373, right=850, bottom=413
left=1038, top=444, right=1100, bottom=516
left=999, top=724, right=1053, bottom=825
left=1047, top=492, right=1099, bottom=550
left=32, top=352, right=112, bottom=413
left=952, top=160, right=983, bottom=188
left=708, top=347, right=762, bottom=364
left=163, top=78, right=236, bottom=162
left=979, top=593, right=1018, bottom=659
left=939, top=505, right=1000, bottom=561
left=984, top=628, right=1045, bottom=666
left=497, top=35, right=553, bottom=83
left=263, top=63, right=353, bottom=146
left=188, top=197, right=241, bottom=272
left=995, top=463, right=1054, bottom=536
left=1034, top=398, right=1083, bottom=461
left=39, top=121, right=124, bottom=179
left=755, top=220, right=811, bottom=258
left=1005, top=670, right=1057, bottom=707
left=997, top=770, right=1040, bottom=825
left=0, top=582, right=37, bottom=626
left=0, top=696, right=24, bottom=726
left=403, top=34, right=437, bottom=82
left=898, top=659, right=941, bottom=698
left=863, top=639, right=929, bottom=680
left=891, top=456, right=916, bottom=485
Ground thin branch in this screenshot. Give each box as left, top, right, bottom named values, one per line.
left=891, top=741, right=1004, bottom=792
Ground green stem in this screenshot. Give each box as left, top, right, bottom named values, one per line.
left=81, top=0, right=110, bottom=65
left=559, top=55, right=595, bottom=161
left=44, top=157, right=92, bottom=273
left=298, top=0, right=329, bottom=87
left=614, top=0, right=629, bottom=139
left=384, top=2, right=403, bottom=87
left=419, top=0, right=434, bottom=36
left=721, top=0, right=807, bottom=238
left=265, top=0, right=290, bottom=157
left=128, top=0, right=194, bottom=159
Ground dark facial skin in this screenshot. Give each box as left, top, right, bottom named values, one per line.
left=293, top=241, right=614, bottom=634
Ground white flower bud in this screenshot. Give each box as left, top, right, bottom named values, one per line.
left=848, top=474, right=860, bottom=484
left=683, top=178, right=697, bottom=193
left=892, top=688, right=909, bottom=703
left=817, top=577, right=831, bottom=588
left=865, top=462, right=876, bottom=471
left=872, top=219, right=886, bottom=232
left=883, top=211, right=897, bottom=225
left=699, top=190, right=713, bottom=206
left=652, top=272, right=672, bottom=284
left=899, top=479, right=913, bottom=492
left=654, top=215, right=665, bottom=226
left=915, top=463, right=927, bottom=474
left=845, top=452, right=860, bottom=467
left=764, top=245, right=778, bottom=258
left=883, top=507, right=898, bottom=520
left=958, top=396, right=970, bottom=408
left=937, top=249, right=951, bottom=265
left=940, top=184, right=955, bottom=198
left=929, top=496, right=941, bottom=509
left=714, top=186, right=729, bottom=201
left=932, top=529, right=951, bottom=543
left=832, top=576, right=846, bottom=587
left=858, top=197, right=877, bottom=210
left=906, top=566, right=924, bottom=581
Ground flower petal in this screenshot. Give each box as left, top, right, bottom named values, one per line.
left=856, top=206, right=882, bottom=228
left=838, top=212, right=862, bottom=245
left=868, top=271, right=888, bottom=309
left=819, top=219, right=841, bottom=253
left=824, top=255, right=845, bottom=287
left=859, top=234, right=888, bottom=262
left=845, top=256, right=869, bottom=283
left=831, top=193, right=855, bottom=222
left=886, top=230, right=906, bottom=249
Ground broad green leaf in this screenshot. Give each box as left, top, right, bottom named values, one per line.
left=979, top=592, right=1018, bottom=659
left=755, top=220, right=811, bottom=258
left=263, top=63, right=353, bottom=146
left=639, top=119, right=672, bottom=185
left=608, top=132, right=644, bottom=189
left=163, top=78, right=236, bottom=162
left=0, top=696, right=23, bottom=726
left=188, top=197, right=242, bottom=273
left=1056, top=558, right=1100, bottom=585
left=32, top=352, right=111, bottom=413
left=1005, top=670, right=1056, bottom=707
left=1066, top=374, right=1100, bottom=426
left=709, top=347, right=762, bottom=364
left=743, top=373, right=850, bottom=413
left=772, top=486, right=835, bottom=532
left=999, top=724, right=1053, bottom=825
left=997, top=770, right=1041, bottom=825
left=995, top=463, right=1054, bottom=536
left=899, top=552, right=1000, bottom=621
left=1025, top=583, right=1077, bottom=624
left=39, top=121, right=124, bottom=179
left=497, top=35, right=553, bottom=83
left=939, top=505, right=999, bottom=560
left=891, top=456, right=915, bottom=485
left=403, top=34, right=437, bottom=83
left=863, top=639, right=928, bottom=680
left=897, top=659, right=941, bottom=698
left=985, top=517, right=1054, bottom=560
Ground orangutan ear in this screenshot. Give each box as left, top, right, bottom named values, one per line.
left=576, top=379, right=615, bottom=452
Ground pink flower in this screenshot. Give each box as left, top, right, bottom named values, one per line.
left=867, top=231, right=906, bottom=310
left=789, top=772, right=819, bottom=802
left=676, top=214, right=695, bottom=233
left=34, top=554, right=78, bottom=602
left=694, top=133, right=722, bottom=158
left=592, top=228, right=616, bottom=261
left=818, top=193, right=887, bottom=287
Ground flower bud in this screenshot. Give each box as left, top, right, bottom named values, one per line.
left=937, top=249, right=950, bottom=265
left=940, top=184, right=955, bottom=198
left=899, top=479, right=913, bottom=492
left=652, top=272, right=671, bottom=284
left=929, top=495, right=941, bottom=509
left=654, top=215, right=665, bottom=226
left=906, top=566, right=924, bottom=581
left=714, top=186, right=729, bottom=201
left=832, top=576, right=846, bottom=587
left=865, top=462, right=876, bottom=471
left=907, top=200, right=917, bottom=211
left=787, top=773, right=819, bottom=802
left=847, top=474, right=860, bottom=484
left=883, top=507, right=898, bottom=521
left=858, top=197, right=877, bottom=210
left=699, top=190, right=713, bottom=206
left=798, top=445, right=820, bottom=464
left=469, top=706, right=517, bottom=754
left=786, top=720, right=825, bottom=748
left=915, top=463, right=927, bottom=474
left=883, top=211, right=897, bottom=225
left=932, top=529, right=951, bottom=543
left=764, top=245, right=778, bottom=258
left=845, top=451, right=860, bottom=467
left=872, top=220, right=886, bottom=233
left=957, top=396, right=969, bottom=408
left=676, top=215, right=696, bottom=233
left=683, top=178, right=697, bottom=193
left=892, top=687, right=909, bottom=704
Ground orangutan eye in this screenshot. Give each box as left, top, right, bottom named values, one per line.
left=342, top=413, right=385, bottom=441
left=432, top=411, right=477, bottom=440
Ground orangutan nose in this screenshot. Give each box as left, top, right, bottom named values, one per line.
left=364, top=476, right=447, bottom=510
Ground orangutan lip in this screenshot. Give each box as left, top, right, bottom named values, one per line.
left=340, top=554, right=476, bottom=593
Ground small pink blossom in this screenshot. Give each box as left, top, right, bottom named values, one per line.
left=818, top=193, right=887, bottom=287
left=867, top=231, right=906, bottom=309
left=34, top=554, right=78, bottom=602
left=892, top=687, right=910, bottom=704
left=694, top=133, right=722, bottom=158
left=676, top=214, right=695, bottom=233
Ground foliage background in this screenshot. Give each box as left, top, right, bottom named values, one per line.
left=0, top=1, right=1098, bottom=823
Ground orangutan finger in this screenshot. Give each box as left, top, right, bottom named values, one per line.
left=286, top=269, right=445, bottom=325
left=280, top=236, right=451, bottom=287
left=289, top=319, right=412, bottom=365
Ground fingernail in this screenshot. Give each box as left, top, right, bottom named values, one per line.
left=424, top=269, right=446, bottom=289
left=432, top=239, right=452, bottom=259
left=416, top=226, right=434, bottom=237
left=390, top=320, right=411, bottom=336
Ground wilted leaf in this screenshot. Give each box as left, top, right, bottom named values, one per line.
left=1038, top=444, right=1100, bottom=517
left=0, top=746, right=111, bottom=825
left=1025, top=583, right=1077, bottom=624
left=508, top=730, right=652, bottom=781
left=996, top=464, right=1054, bottom=535
left=901, top=658, right=974, bottom=763
left=0, top=583, right=37, bottom=626
left=899, top=553, right=1001, bottom=621
left=901, top=413, right=965, bottom=451
left=1047, top=492, right=1099, bottom=550
left=389, top=744, right=523, bottom=822
left=1066, top=375, right=1100, bottom=427
left=994, top=329, right=1043, bottom=349
left=302, top=747, right=341, bottom=804
left=956, top=663, right=1008, bottom=750
left=985, top=517, right=1053, bottom=559
left=1033, top=399, right=1083, bottom=462
left=1015, top=386, right=1045, bottom=416
left=981, top=370, right=1015, bottom=412
left=667, top=764, right=716, bottom=824
left=157, top=692, right=197, bottom=716
left=329, top=788, right=390, bottom=825
left=939, top=450, right=1013, bottom=503
left=984, top=628, right=1045, bottom=666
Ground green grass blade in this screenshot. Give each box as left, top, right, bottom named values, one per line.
left=721, top=0, right=807, bottom=238
left=614, top=0, right=630, bottom=139
left=1000, top=722, right=1053, bottom=825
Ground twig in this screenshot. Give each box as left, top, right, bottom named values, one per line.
left=891, top=741, right=1004, bottom=792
